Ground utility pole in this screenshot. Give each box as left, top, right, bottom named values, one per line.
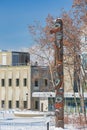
left=50, top=18, right=64, bottom=128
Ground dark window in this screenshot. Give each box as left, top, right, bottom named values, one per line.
left=45, top=79, right=48, bottom=86
left=24, top=78, right=27, bottom=86
left=68, top=102, right=70, bottom=106
left=74, top=80, right=78, bottom=92
left=16, top=101, right=19, bottom=108
left=1, top=79, right=5, bottom=86
left=9, top=79, right=12, bottom=86
left=85, top=36, right=87, bottom=42
left=35, top=80, right=38, bottom=87
left=74, top=71, right=78, bottom=92
left=12, top=54, right=19, bottom=66
left=85, top=102, right=87, bottom=107
left=16, top=78, right=19, bottom=86
left=24, top=101, right=27, bottom=108
left=35, top=101, right=39, bottom=109
left=9, top=100, right=12, bottom=108
left=1, top=100, right=5, bottom=108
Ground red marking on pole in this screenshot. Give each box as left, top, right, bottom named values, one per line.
left=55, top=103, right=64, bottom=109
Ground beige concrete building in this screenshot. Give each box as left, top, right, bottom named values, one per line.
left=0, top=51, right=31, bottom=110
left=0, top=50, right=30, bottom=66
left=0, top=50, right=53, bottom=111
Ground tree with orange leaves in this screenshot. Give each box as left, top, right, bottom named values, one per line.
left=29, top=0, right=87, bottom=127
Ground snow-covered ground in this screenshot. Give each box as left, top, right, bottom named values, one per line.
left=0, top=110, right=86, bottom=130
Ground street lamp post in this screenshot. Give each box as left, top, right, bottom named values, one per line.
left=50, top=18, right=64, bottom=128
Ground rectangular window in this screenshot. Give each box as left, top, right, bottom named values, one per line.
left=35, top=101, right=39, bottom=109
left=9, top=100, right=12, bottom=108
left=24, top=78, right=27, bottom=86
left=12, top=53, right=19, bottom=66
left=2, top=55, right=7, bottom=65
left=1, top=79, right=5, bottom=86
left=24, top=101, right=27, bottom=108
left=1, top=100, right=5, bottom=108
left=35, top=80, right=38, bottom=87
left=16, top=101, right=19, bottom=108
left=16, top=78, right=19, bottom=86
left=45, top=79, right=48, bottom=86
left=85, top=36, right=87, bottom=42
left=9, top=79, right=12, bottom=86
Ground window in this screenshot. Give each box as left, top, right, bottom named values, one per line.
left=12, top=53, right=19, bottom=66
left=1, top=79, right=5, bottom=86
left=35, top=79, right=38, bottom=87
left=9, top=100, right=12, bottom=108
left=68, top=102, right=70, bottom=106
left=16, top=78, right=19, bottom=86
left=16, top=101, right=19, bottom=108
left=1, top=100, right=5, bottom=108
left=35, top=101, right=39, bottom=109
left=2, top=54, right=7, bottom=65
left=24, top=101, right=27, bottom=108
left=85, top=36, right=87, bottom=42
left=45, top=79, right=48, bottom=86
left=24, top=78, right=27, bottom=86
left=9, top=79, right=12, bottom=86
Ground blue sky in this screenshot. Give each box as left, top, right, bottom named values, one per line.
left=0, top=0, right=73, bottom=50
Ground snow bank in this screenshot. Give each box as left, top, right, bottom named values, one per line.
left=0, top=110, right=84, bottom=130
left=50, top=125, right=78, bottom=130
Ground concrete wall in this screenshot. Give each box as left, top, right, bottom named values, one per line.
left=0, top=65, right=31, bottom=110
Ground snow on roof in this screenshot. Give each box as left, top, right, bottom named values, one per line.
left=32, top=92, right=87, bottom=98
left=32, top=92, right=55, bottom=97
left=65, top=92, right=87, bottom=98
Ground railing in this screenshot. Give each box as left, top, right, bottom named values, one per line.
left=0, top=110, right=55, bottom=130
left=0, top=63, right=30, bottom=67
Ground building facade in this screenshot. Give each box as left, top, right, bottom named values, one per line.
left=0, top=50, right=87, bottom=112
left=0, top=50, right=30, bottom=66
left=0, top=51, right=31, bottom=110
left=31, top=65, right=55, bottom=111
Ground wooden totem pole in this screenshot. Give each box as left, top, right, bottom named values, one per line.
left=50, top=19, right=64, bottom=128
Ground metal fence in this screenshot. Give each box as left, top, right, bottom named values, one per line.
left=0, top=111, right=55, bottom=130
